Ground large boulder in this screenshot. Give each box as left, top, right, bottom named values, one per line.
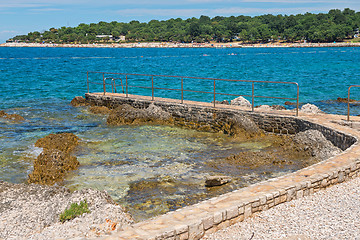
left=230, top=96, right=251, bottom=108
left=89, top=106, right=111, bottom=115
left=35, top=133, right=80, bottom=154
left=293, top=129, right=341, bottom=160
left=28, top=133, right=81, bottom=185
left=28, top=149, right=79, bottom=185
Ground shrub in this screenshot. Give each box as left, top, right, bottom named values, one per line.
left=59, top=200, right=90, bottom=222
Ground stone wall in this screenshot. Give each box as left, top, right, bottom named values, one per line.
left=85, top=93, right=356, bottom=151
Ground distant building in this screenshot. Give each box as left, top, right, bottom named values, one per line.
left=95, top=35, right=126, bottom=41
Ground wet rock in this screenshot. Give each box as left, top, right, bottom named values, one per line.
left=28, top=149, right=79, bottom=185
left=285, top=101, right=296, bottom=105
left=35, top=133, right=80, bottom=154
left=230, top=96, right=251, bottom=108
left=89, top=106, right=111, bottom=115
left=300, top=104, right=323, bottom=114
left=229, top=114, right=263, bottom=137
left=205, top=176, right=232, bottom=187
left=70, top=96, right=88, bottom=107
left=29, top=133, right=81, bottom=185
left=293, top=130, right=341, bottom=160
left=336, top=97, right=356, bottom=103
left=107, top=104, right=172, bottom=125
left=0, top=110, right=25, bottom=122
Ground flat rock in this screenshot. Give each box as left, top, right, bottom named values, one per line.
left=205, top=176, right=232, bottom=187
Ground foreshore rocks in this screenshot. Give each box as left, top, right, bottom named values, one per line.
left=28, top=133, right=81, bottom=185
left=107, top=103, right=172, bottom=125
left=0, top=181, right=134, bottom=239
left=205, top=176, right=232, bottom=187
left=225, top=130, right=341, bottom=169
left=70, top=96, right=88, bottom=107
left=0, top=110, right=25, bottom=122
left=293, top=129, right=341, bottom=160
left=230, top=96, right=251, bottom=108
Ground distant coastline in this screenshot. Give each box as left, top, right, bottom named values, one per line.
left=1, top=41, right=360, bottom=48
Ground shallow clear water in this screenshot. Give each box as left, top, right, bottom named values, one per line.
left=1, top=47, right=359, bottom=220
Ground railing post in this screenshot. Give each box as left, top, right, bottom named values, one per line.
left=87, top=71, right=89, bottom=93
left=213, top=79, right=216, bottom=108
left=348, top=86, right=351, bottom=121
left=126, top=75, right=128, bottom=97
left=103, top=73, right=105, bottom=95
left=251, top=82, right=254, bottom=112
left=181, top=77, right=184, bottom=104
left=151, top=75, right=154, bottom=101
left=296, top=84, right=299, bottom=117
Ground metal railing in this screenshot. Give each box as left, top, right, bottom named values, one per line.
left=87, top=71, right=300, bottom=116
left=347, top=85, right=360, bottom=121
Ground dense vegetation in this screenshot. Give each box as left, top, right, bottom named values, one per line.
left=10, top=8, right=360, bottom=44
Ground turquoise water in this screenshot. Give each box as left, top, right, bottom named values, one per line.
left=1, top=47, right=360, bottom=220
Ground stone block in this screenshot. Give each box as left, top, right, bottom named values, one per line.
left=188, top=221, right=204, bottom=240
left=226, top=206, right=239, bottom=220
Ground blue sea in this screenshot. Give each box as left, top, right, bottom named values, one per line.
left=1, top=47, right=360, bottom=220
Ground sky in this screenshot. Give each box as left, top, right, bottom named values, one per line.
left=1, top=0, right=360, bottom=43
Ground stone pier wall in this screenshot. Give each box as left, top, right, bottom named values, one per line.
left=83, top=93, right=360, bottom=240
left=85, top=93, right=356, bottom=150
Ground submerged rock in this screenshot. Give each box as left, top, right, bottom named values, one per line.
left=300, top=104, right=323, bottom=114
left=230, top=96, right=251, bottom=108
left=70, top=96, right=88, bottom=107
left=293, top=129, right=341, bottom=160
left=205, top=176, right=232, bottom=187
left=28, top=133, right=81, bottom=185
left=336, top=97, right=356, bottom=103
left=0, top=110, right=25, bottom=122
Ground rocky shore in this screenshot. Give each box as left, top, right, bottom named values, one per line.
left=2, top=41, right=360, bottom=48
left=0, top=181, right=133, bottom=239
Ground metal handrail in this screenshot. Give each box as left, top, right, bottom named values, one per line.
left=87, top=71, right=300, bottom=116
left=347, top=85, right=360, bottom=121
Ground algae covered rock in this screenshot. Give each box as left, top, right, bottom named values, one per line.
left=89, top=106, right=111, bottom=115
left=0, top=110, right=25, bottom=122
left=107, top=103, right=172, bottom=125
left=35, top=133, right=80, bottom=154
left=28, top=133, right=81, bottom=185
left=70, top=96, right=88, bottom=107
left=28, top=149, right=79, bottom=185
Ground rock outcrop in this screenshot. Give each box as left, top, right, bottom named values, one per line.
left=28, top=133, right=81, bottom=185
left=293, top=129, right=341, bottom=160
left=107, top=103, right=172, bottom=125
left=89, top=106, right=111, bottom=115
left=70, top=96, right=88, bottom=107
